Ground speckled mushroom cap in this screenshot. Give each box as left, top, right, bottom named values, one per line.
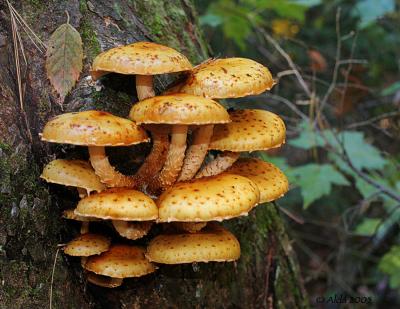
left=167, top=58, right=275, bottom=99
left=64, top=234, right=111, bottom=257
left=146, top=224, right=240, bottom=264
left=62, top=209, right=99, bottom=222
left=129, top=93, right=230, bottom=125
left=40, top=111, right=149, bottom=146
left=157, top=173, right=260, bottom=222
left=91, top=42, right=192, bottom=80
left=228, top=158, right=289, bottom=203
left=75, top=188, right=158, bottom=221
left=41, top=159, right=106, bottom=193
left=85, top=245, right=156, bottom=278
left=210, top=109, right=286, bottom=152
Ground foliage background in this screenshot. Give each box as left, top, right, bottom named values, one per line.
left=195, top=0, right=400, bottom=306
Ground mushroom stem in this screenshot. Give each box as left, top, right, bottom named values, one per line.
left=174, top=222, right=207, bottom=233
left=80, top=221, right=90, bottom=234
left=135, top=128, right=169, bottom=189
left=136, top=75, right=155, bottom=101
left=88, top=146, right=136, bottom=188
left=178, top=124, right=214, bottom=181
left=196, top=151, right=240, bottom=178
left=77, top=187, right=87, bottom=199
left=112, top=220, right=153, bottom=240
left=148, top=125, right=188, bottom=193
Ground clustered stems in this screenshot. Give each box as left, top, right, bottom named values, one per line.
left=88, top=146, right=136, bottom=188
left=136, top=75, right=155, bottom=101
left=135, top=128, right=169, bottom=189
left=196, top=151, right=240, bottom=178
left=178, top=124, right=214, bottom=181
left=148, top=125, right=188, bottom=193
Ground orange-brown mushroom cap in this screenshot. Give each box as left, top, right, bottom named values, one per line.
left=63, top=233, right=111, bottom=257
left=40, top=111, right=149, bottom=146
left=210, top=109, right=286, bottom=152
left=157, top=174, right=260, bottom=222
left=129, top=94, right=230, bottom=125
left=146, top=224, right=240, bottom=264
left=228, top=158, right=289, bottom=203
left=167, top=58, right=275, bottom=99
left=75, top=188, right=158, bottom=221
left=41, top=159, right=106, bottom=193
left=85, top=245, right=156, bottom=278
left=91, top=42, right=192, bottom=80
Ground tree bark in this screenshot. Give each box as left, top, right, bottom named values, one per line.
left=0, top=0, right=308, bottom=308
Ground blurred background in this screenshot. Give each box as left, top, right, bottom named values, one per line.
left=194, top=0, right=400, bottom=307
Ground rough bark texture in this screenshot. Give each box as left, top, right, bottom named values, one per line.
left=0, top=0, right=308, bottom=308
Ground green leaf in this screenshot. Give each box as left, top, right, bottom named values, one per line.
left=46, top=23, right=83, bottom=102
left=200, top=14, right=223, bottom=27
left=379, top=245, right=400, bottom=289
left=291, top=163, right=350, bottom=208
left=352, top=0, right=395, bottom=29
left=381, top=81, right=400, bottom=96
left=354, top=218, right=381, bottom=236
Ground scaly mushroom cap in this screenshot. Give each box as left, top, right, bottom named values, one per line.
left=64, top=234, right=111, bottom=257
left=157, top=174, right=260, bottom=222
left=41, top=159, right=106, bottom=193
left=62, top=209, right=99, bottom=222
left=146, top=224, right=240, bottom=264
left=41, top=111, right=149, bottom=146
left=85, top=245, right=156, bottom=278
left=168, top=58, right=275, bottom=98
left=91, top=41, right=192, bottom=80
left=75, top=188, right=158, bottom=221
left=129, top=93, right=231, bottom=125
left=228, top=158, right=289, bottom=203
left=210, top=109, right=286, bottom=152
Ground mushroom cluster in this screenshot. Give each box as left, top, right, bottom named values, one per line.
left=40, top=41, right=289, bottom=288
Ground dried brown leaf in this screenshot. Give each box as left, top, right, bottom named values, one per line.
left=46, top=23, right=83, bottom=103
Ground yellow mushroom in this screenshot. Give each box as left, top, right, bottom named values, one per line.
left=86, top=272, right=123, bottom=288
left=63, top=233, right=111, bottom=257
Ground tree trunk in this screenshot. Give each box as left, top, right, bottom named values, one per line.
left=0, top=0, right=308, bottom=308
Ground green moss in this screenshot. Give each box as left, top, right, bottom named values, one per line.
left=79, top=0, right=101, bottom=61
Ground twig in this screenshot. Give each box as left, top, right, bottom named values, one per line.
left=346, top=111, right=400, bottom=129
left=261, top=93, right=309, bottom=121
left=49, top=247, right=61, bottom=309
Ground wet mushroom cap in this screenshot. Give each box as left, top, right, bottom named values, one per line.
left=228, top=158, right=289, bottom=203
left=209, top=109, right=286, bottom=152
left=41, top=110, right=149, bottom=146
left=129, top=93, right=231, bottom=125
left=75, top=188, right=158, bottom=221
left=146, top=224, right=240, bottom=264
left=62, top=209, right=99, bottom=222
left=157, top=173, right=260, bottom=222
left=91, top=41, right=192, bottom=80
left=85, top=245, right=156, bottom=278
left=64, top=233, right=111, bottom=257
left=168, top=58, right=275, bottom=99
left=41, top=159, right=106, bottom=193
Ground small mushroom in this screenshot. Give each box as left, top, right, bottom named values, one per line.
left=157, top=173, right=260, bottom=223
left=40, top=111, right=149, bottom=188
left=86, top=272, right=123, bottom=288
left=74, top=188, right=158, bottom=240
left=197, top=109, right=286, bottom=178
left=62, top=209, right=99, bottom=234
left=63, top=233, right=111, bottom=257
left=130, top=94, right=230, bottom=193
left=227, top=158, right=289, bottom=204
left=84, top=245, right=156, bottom=278
left=146, top=223, right=240, bottom=264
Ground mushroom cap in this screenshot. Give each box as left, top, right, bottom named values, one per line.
left=167, top=58, right=275, bottom=99
left=228, top=158, right=289, bottom=203
left=129, top=94, right=231, bottom=125
left=63, top=234, right=111, bottom=257
left=85, top=245, right=156, bottom=278
left=86, top=273, right=123, bottom=288
left=62, top=209, right=99, bottom=222
left=91, top=42, right=192, bottom=80
left=157, top=174, right=260, bottom=222
left=112, top=221, right=153, bottom=240
left=209, top=109, right=286, bottom=152
left=41, top=111, right=149, bottom=146
left=75, top=188, right=158, bottom=221
left=146, top=224, right=240, bottom=264
left=41, top=159, right=106, bottom=193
